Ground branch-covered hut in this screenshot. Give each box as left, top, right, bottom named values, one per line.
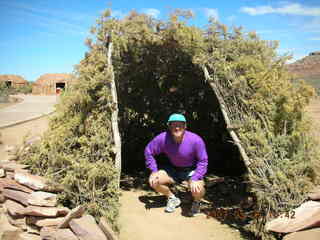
left=19, top=10, right=319, bottom=239
left=32, top=73, right=75, bottom=95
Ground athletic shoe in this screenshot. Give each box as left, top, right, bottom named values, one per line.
left=165, top=197, right=181, bottom=213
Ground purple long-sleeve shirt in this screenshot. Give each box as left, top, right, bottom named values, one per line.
left=144, top=130, right=208, bottom=181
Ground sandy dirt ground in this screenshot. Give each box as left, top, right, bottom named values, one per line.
left=307, top=98, right=320, bottom=139
left=119, top=190, right=244, bottom=240
left=0, top=117, right=49, bottom=161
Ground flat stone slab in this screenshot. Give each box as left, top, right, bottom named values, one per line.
left=0, top=178, right=33, bottom=193
left=6, top=212, right=27, bottom=231
left=266, top=201, right=320, bottom=233
left=14, top=172, right=48, bottom=191
left=14, top=172, right=62, bottom=192
left=52, top=229, right=79, bottom=240
left=18, top=206, right=69, bottom=217
left=2, top=189, right=30, bottom=206
left=28, top=191, right=57, bottom=207
left=40, top=227, right=78, bottom=240
left=69, top=215, right=107, bottom=240
left=27, top=216, right=65, bottom=227
left=26, top=224, right=41, bottom=235
left=40, top=226, right=57, bottom=239
left=0, top=162, right=28, bottom=172
left=18, top=232, right=41, bottom=240
left=3, top=199, right=25, bottom=217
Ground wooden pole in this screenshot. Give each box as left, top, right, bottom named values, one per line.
left=202, top=65, right=252, bottom=169
left=106, top=33, right=122, bottom=184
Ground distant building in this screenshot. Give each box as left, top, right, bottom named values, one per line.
left=309, top=51, right=320, bottom=56
left=0, top=74, right=28, bottom=88
left=32, top=73, right=75, bottom=95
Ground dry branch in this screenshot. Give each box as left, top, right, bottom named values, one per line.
left=106, top=34, right=122, bottom=185
left=202, top=65, right=252, bottom=169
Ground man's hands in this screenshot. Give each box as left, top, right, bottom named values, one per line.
left=190, top=180, right=202, bottom=194
left=149, top=171, right=160, bottom=188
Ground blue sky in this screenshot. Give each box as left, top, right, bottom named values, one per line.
left=1, top=0, right=320, bottom=82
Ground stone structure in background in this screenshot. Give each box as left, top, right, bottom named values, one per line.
left=0, top=75, right=28, bottom=88
left=32, top=73, right=76, bottom=95
left=309, top=51, right=320, bottom=56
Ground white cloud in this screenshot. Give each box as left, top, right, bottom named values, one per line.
left=0, top=1, right=90, bottom=36
left=203, top=8, right=219, bottom=20
left=143, top=8, right=160, bottom=18
left=240, top=3, right=320, bottom=16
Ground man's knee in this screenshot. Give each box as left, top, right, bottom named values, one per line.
left=189, top=180, right=205, bottom=196
left=148, top=170, right=174, bottom=188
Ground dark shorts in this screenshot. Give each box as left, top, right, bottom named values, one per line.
left=159, top=164, right=195, bottom=183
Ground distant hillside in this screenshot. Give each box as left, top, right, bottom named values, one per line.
left=287, top=51, right=320, bottom=91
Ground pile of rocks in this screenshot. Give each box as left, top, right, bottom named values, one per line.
left=0, top=160, right=118, bottom=240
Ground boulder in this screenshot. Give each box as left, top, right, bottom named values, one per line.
left=266, top=201, right=320, bottom=233
left=69, top=215, right=107, bottom=240
left=58, top=205, right=85, bottom=229
left=28, top=191, right=57, bottom=207
left=18, top=206, right=69, bottom=217
left=2, top=189, right=30, bottom=206
left=3, top=199, right=25, bottom=217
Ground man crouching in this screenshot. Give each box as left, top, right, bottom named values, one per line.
left=144, top=113, right=208, bottom=216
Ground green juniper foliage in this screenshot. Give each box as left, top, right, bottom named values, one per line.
left=19, top=35, right=120, bottom=230
left=19, top=9, right=318, bottom=238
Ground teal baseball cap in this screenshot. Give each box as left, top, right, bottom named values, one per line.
left=167, top=113, right=186, bottom=123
